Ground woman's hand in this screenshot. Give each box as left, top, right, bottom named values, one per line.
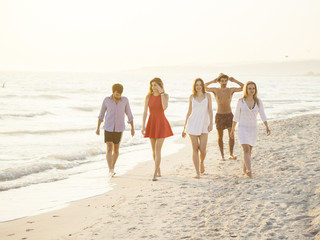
left=96, top=129, right=100, bottom=135
left=182, top=130, right=186, bottom=138
left=208, top=124, right=213, bottom=132
left=156, top=85, right=164, bottom=93
left=230, top=129, right=235, bottom=139
left=141, top=127, right=145, bottom=136
left=266, top=128, right=271, bottom=136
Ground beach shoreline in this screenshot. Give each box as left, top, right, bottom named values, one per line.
left=0, top=114, right=319, bottom=239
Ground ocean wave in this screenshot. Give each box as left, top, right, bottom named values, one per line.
left=0, top=174, right=68, bottom=191
left=50, top=148, right=104, bottom=161
left=0, top=161, right=79, bottom=182
left=0, top=94, right=67, bottom=99
left=0, top=127, right=95, bottom=135
left=38, top=94, right=67, bottom=99
left=0, top=111, right=52, bottom=119
left=70, top=106, right=95, bottom=112
left=168, top=120, right=185, bottom=127
left=169, top=97, right=189, bottom=103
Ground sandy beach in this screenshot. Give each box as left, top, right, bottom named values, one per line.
left=0, top=114, right=319, bottom=240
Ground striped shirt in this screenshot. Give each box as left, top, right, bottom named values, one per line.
left=98, top=95, right=133, bottom=132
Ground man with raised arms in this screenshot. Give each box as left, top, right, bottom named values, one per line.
left=205, top=73, right=244, bottom=161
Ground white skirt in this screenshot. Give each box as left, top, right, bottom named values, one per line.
left=237, top=125, right=258, bottom=146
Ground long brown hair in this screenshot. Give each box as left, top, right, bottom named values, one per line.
left=147, top=77, right=164, bottom=97
left=192, top=78, right=206, bottom=95
left=242, top=81, right=259, bottom=107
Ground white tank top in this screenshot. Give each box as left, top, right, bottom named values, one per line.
left=185, top=94, right=210, bottom=135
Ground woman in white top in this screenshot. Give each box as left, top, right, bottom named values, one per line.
left=230, top=81, right=270, bottom=178
left=182, top=78, right=213, bottom=178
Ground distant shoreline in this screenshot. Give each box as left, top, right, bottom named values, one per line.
left=0, top=59, right=320, bottom=76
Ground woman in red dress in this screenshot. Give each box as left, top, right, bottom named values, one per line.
left=142, top=78, right=173, bottom=181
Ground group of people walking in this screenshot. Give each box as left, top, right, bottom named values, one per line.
left=96, top=74, right=270, bottom=181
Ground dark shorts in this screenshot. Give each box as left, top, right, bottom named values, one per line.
left=104, top=131, right=123, bottom=144
left=215, top=113, right=233, bottom=130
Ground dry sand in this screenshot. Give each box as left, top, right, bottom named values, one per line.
left=0, top=114, right=319, bottom=240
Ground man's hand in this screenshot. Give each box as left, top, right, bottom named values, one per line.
left=131, top=128, right=135, bottom=136
left=96, top=129, right=100, bottom=135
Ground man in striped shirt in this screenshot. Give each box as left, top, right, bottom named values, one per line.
left=96, top=83, right=134, bottom=177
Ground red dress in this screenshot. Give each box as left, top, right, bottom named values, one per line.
left=144, top=95, right=173, bottom=138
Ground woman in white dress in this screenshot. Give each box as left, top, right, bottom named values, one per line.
left=230, top=81, right=270, bottom=178
left=182, top=78, right=213, bottom=178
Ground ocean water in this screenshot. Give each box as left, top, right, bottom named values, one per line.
left=0, top=71, right=319, bottom=222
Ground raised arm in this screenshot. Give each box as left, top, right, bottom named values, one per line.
left=229, top=77, right=244, bottom=93
left=141, top=95, right=150, bottom=136
left=156, top=85, right=169, bottom=110
left=204, top=77, right=218, bottom=93
left=160, top=93, right=169, bottom=110
left=182, top=95, right=193, bottom=137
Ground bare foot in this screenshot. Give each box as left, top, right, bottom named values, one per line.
left=152, top=178, right=158, bottom=181
left=243, top=165, right=247, bottom=175
left=200, top=162, right=205, bottom=174
left=246, top=171, right=252, bottom=178
left=228, top=155, right=237, bottom=160
left=109, top=169, right=115, bottom=178
left=220, top=158, right=226, bottom=161
left=193, top=174, right=200, bottom=179
left=157, top=169, right=161, bottom=177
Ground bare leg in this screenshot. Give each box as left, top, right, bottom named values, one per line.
left=249, top=146, right=253, bottom=156
left=150, top=139, right=161, bottom=177
left=189, top=135, right=200, bottom=178
left=199, top=133, right=208, bottom=174
left=217, top=129, right=225, bottom=160
left=241, top=144, right=252, bottom=177
left=248, top=146, right=253, bottom=177
left=111, top=143, right=120, bottom=175
left=152, top=138, right=165, bottom=181
left=106, top=142, right=114, bottom=174
left=228, top=128, right=237, bottom=160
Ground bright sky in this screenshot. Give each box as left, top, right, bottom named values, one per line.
left=0, top=0, right=319, bottom=72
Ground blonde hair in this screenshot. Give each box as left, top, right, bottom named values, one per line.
left=147, top=77, right=164, bottom=97
left=242, top=81, right=259, bottom=107
left=192, top=78, right=206, bottom=95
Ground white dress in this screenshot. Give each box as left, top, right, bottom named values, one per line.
left=185, top=94, right=210, bottom=136
left=233, top=98, right=267, bottom=146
